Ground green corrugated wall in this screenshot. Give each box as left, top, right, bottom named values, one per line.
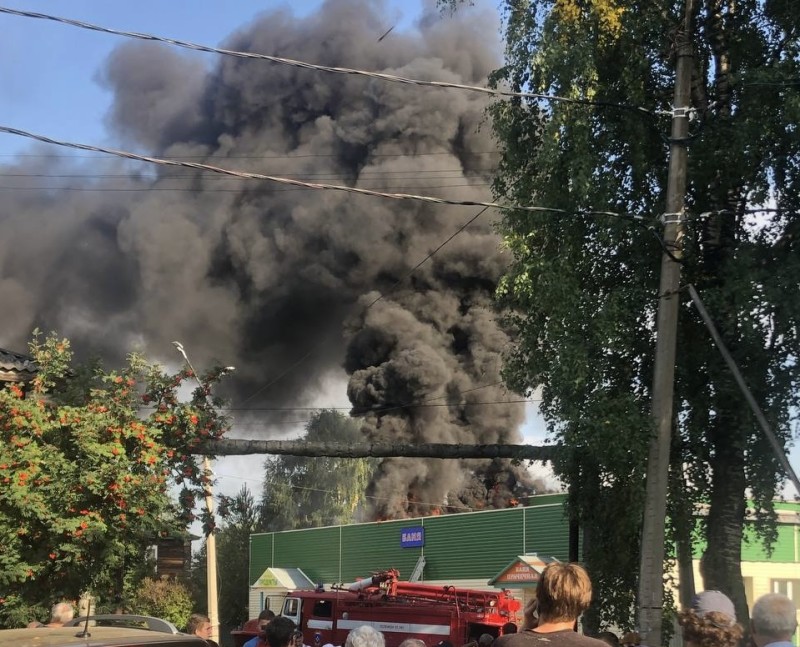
left=250, top=497, right=800, bottom=586
left=741, top=524, right=797, bottom=562
left=275, top=526, right=341, bottom=583
left=250, top=533, right=273, bottom=585
left=341, top=520, right=421, bottom=581
left=525, top=504, right=571, bottom=561
left=424, top=508, right=524, bottom=580
left=249, top=496, right=571, bottom=586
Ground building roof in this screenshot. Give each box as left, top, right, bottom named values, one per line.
left=0, top=347, right=38, bottom=382
left=252, top=567, right=315, bottom=589
left=488, top=553, right=561, bottom=587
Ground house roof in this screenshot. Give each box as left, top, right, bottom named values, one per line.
left=0, top=347, right=38, bottom=382
left=252, top=567, right=315, bottom=589
left=488, top=554, right=561, bottom=587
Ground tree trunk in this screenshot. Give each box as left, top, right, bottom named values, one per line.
left=700, top=406, right=748, bottom=623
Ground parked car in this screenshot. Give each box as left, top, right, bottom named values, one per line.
left=64, top=616, right=182, bottom=634
left=0, top=624, right=208, bottom=647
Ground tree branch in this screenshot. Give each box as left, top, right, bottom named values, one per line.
left=196, top=439, right=557, bottom=460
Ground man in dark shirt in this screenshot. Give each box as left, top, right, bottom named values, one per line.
left=495, top=563, right=606, bottom=647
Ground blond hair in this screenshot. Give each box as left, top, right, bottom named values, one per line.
left=536, top=562, right=592, bottom=623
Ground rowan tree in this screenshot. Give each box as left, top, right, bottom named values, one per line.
left=0, top=332, right=231, bottom=625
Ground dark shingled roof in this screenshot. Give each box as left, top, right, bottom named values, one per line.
left=0, top=347, right=38, bottom=382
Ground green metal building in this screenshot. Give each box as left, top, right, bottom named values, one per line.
left=248, top=493, right=800, bottom=633
left=248, top=494, right=568, bottom=615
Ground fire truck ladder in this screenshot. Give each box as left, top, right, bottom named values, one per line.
left=409, top=556, right=426, bottom=582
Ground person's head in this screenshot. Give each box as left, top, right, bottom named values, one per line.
left=265, top=616, right=297, bottom=647
left=292, top=630, right=304, bottom=647
left=478, top=634, right=494, bottom=647
left=399, top=640, right=426, bottom=647
left=619, top=632, right=639, bottom=647
left=48, top=602, right=74, bottom=626
left=751, top=593, right=798, bottom=647
left=345, top=625, right=385, bottom=647
left=596, top=632, right=619, bottom=647
left=258, top=609, right=277, bottom=633
left=187, top=614, right=213, bottom=639
left=502, top=623, right=518, bottom=635
left=535, top=562, right=593, bottom=624
left=679, top=591, right=743, bottom=647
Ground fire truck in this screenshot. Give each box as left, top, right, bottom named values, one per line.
left=279, top=569, right=521, bottom=647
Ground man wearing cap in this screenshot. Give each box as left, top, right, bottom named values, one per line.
left=495, top=563, right=606, bottom=647
left=679, top=590, right=743, bottom=647
left=751, top=593, right=798, bottom=647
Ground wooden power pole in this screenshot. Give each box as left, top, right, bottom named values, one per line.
left=637, top=0, right=695, bottom=643
left=173, top=342, right=220, bottom=645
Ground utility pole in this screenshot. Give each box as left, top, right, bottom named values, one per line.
left=637, top=0, right=695, bottom=644
left=173, top=342, right=221, bottom=645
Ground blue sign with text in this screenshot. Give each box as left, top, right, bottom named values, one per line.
left=400, top=526, right=425, bottom=548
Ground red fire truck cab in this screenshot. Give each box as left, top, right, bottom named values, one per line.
left=280, top=569, right=520, bottom=647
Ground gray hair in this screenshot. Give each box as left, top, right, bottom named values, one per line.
left=50, top=602, right=74, bottom=624
left=399, top=640, right=426, bottom=647
left=345, top=625, right=385, bottom=647
left=752, top=593, right=798, bottom=639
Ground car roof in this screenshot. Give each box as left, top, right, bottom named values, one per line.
left=64, top=616, right=180, bottom=634
left=0, top=626, right=208, bottom=647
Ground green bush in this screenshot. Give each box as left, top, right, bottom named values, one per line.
left=0, top=594, right=49, bottom=629
left=130, top=577, right=193, bottom=629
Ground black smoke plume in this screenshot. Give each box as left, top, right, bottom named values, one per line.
left=0, top=0, right=534, bottom=518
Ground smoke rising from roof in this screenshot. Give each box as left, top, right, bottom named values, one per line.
left=0, top=0, right=534, bottom=518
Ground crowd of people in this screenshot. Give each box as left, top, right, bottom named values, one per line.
left=31, top=562, right=799, bottom=647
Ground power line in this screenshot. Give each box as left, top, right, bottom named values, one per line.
left=0, top=6, right=654, bottom=115
left=0, top=150, right=502, bottom=160
left=364, top=206, right=492, bottom=313
left=228, top=399, right=535, bottom=412
left=0, top=169, right=494, bottom=178
left=1, top=124, right=635, bottom=216
left=239, top=375, right=522, bottom=422
left=213, top=475, right=559, bottom=512
left=232, top=212, right=507, bottom=408
left=0, top=123, right=649, bottom=411
left=214, top=476, right=476, bottom=511
left=0, top=182, right=493, bottom=193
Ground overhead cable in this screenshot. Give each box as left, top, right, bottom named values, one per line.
left=0, top=150, right=501, bottom=160
left=0, top=5, right=653, bottom=115
left=0, top=124, right=641, bottom=219
left=235, top=209, right=496, bottom=406
left=0, top=182, right=492, bottom=194
left=229, top=398, right=534, bottom=412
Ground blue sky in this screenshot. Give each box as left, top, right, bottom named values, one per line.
left=0, top=0, right=425, bottom=157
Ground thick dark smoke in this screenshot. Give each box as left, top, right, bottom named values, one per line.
left=0, top=0, right=535, bottom=518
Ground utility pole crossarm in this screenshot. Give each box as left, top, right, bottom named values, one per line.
left=193, top=439, right=557, bottom=460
